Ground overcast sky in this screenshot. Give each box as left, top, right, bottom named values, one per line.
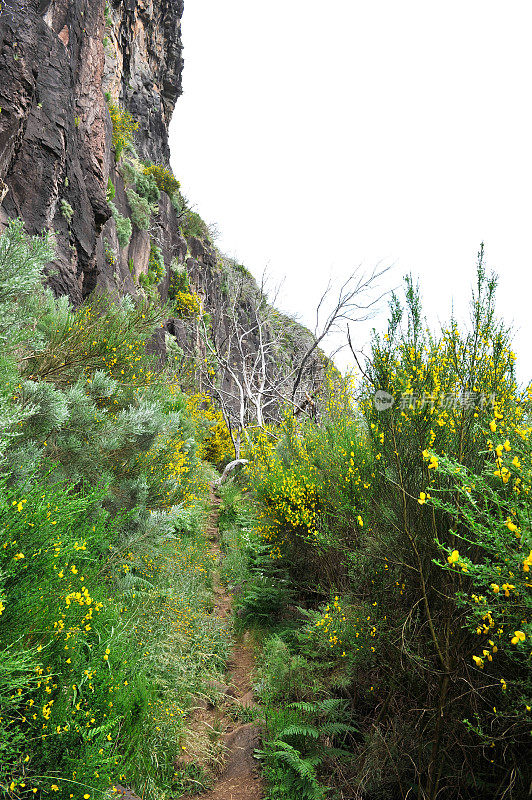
left=170, top=0, right=532, bottom=386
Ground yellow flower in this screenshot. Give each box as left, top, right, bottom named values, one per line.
left=505, top=517, right=519, bottom=533
left=357, top=515, right=363, bottom=527
left=490, top=583, right=500, bottom=594
left=510, top=630, right=526, bottom=644
left=13, top=552, right=24, bottom=561
left=428, top=455, right=438, bottom=470
left=418, top=492, right=427, bottom=505
left=489, top=419, right=497, bottom=433
left=503, top=439, right=511, bottom=451
left=472, top=655, right=484, bottom=668
left=447, top=550, right=460, bottom=565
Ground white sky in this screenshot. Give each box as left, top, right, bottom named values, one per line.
left=170, top=0, right=532, bottom=386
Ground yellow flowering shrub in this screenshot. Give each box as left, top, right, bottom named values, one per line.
left=107, top=100, right=138, bottom=161
left=142, top=164, right=180, bottom=196
left=172, top=289, right=202, bottom=318
left=243, top=261, right=531, bottom=799
left=186, top=393, right=234, bottom=465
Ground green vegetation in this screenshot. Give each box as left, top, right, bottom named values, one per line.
left=167, top=263, right=201, bottom=319
left=216, top=255, right=532, bottom=800
left=138, top=240, right=165, bottom=292
left=106, top=177, right=116, bottom=202
left=108, top=201, right=132, bottom=248
left=59, top=199, right=73, bottom=223
left=134, top=172, right=160, bottom=205
left=103, top=237, right=116, bottom=266
left=126, top=188, right=151, bottom=231
left=0, top=220, right=231, bottom=800
left=2, top=215, right=530, bottom=800
left=104, top=2, right=113, bottom=28
left=142, top=164, right=180, bottom=196
left=107, top=101, right=138, bottom=162
left=179, top=210, right=211, bottom=243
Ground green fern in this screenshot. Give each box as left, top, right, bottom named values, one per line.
left=255, top=740, right=326, bottom=800
left=278, top=724, right=320, bottom=740
left=288, top=697, right=346, bottom=715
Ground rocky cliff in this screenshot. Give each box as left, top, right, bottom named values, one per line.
left=0, top=0, right=324, bottom=414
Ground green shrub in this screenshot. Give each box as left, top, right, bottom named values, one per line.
left=107, top=100, right=138, bottom=162
left=143, top=164, right=180, bottom=196
left=257, top=698, right=355, bottom=800
left=108, top=201, right=132, bottom=248
left=115, top=214, right=132, bottom=248
left=0, top=218, right=231, bottom=798
left=147, top=240, right=165, bottom=284
left=168, top=261, right=190, bottom=299
left=180, top=210, right=211, bottom=242
left=119, top=158, right=139, bottom=187
left=171, top=190, right=186, bottom=215
left=0, top=218, right=55, bottom=352
left=21, top=291, right=165, bottom=390
left=126, top=188, right=151, bottom=230
left=138, top=241, right=165, bottom=292
left=106, top=176, right=116, bottom=202
left=241, top=253, right=531, bottom=799
left=60, top=199, right=73, bottom=223
left=134, top=172, right=160, bottom=205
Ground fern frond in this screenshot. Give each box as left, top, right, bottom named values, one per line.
left=278, top=724, right=320, bottom=740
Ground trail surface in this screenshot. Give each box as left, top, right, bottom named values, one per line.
left=198, top=491, right=263, bottom=800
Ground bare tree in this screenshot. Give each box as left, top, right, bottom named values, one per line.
left=194, top=274, right=285, bottom=456
left=182, top=265, right=389, bottom=458
left=290, top=265, right=390, bottom=402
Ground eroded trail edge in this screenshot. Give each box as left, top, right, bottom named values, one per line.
left=198, top=490, right=263, bottom=800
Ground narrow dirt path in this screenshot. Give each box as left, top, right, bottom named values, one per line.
left=198, top=490, right=263, bottom=800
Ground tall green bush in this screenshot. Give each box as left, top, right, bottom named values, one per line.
left=243, top=254, right=531, bottom=799
left=0, top=220, right=230, bottom=798
left=108, top=201, right=132, bottom=248
left=107, top=101, right=138, bottom=162
left=126, top=188, right=151, bottom=230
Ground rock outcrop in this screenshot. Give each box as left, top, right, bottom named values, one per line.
left=0, top=0, right=183, bottom=301
left=0, top=0, right=325, bottom=415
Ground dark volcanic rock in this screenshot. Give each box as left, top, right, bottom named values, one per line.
left=0, top=0, right=112, bottom=301
left=0, top=0, right=324, bottom=409
left=0, top=0, right=183, bottom=302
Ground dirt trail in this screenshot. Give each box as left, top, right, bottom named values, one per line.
left=117, top=493, right=263, bottom=800
left=197, top=491, right=263, bottom=800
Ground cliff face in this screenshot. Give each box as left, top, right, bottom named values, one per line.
left=0, top=0, right=183, bottom=301
left=0, top=0, right=325, bottom=414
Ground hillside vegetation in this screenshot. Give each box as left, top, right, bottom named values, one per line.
left=218, top=258, right=532, bottom=799
left=0, top=219, right=234, bottom=798
left=0, top=223, right=530, bottom=800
